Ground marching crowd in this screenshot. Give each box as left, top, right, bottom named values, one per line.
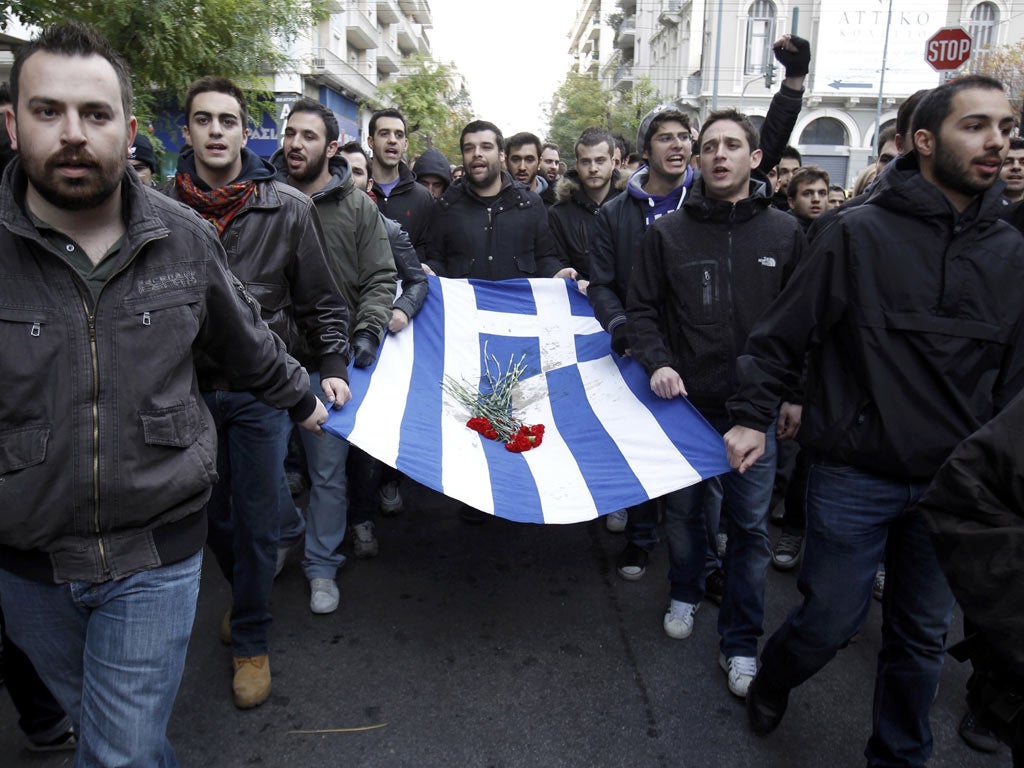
left=0, top=19, right=1022, bottom=768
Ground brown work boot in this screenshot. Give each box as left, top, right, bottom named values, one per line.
left=232, top=655, right=271, bottom=709
left=220, top=609, right=232, bottom=646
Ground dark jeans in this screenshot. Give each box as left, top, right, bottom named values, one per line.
left=757, top=461, right=955, bottom=767
left=1, top=608, right=69, bottom=743
left=624, top=498, right=660, bottom=552
left=203, top=390, right=291, bottom=657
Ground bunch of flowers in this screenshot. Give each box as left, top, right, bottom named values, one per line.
left=443, top=347, right=545, bottom=453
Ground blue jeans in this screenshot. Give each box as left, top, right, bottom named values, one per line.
left=663, top=415, right=776, bottom=657
left=298, top=371, right=350, bottom=580
left=0, top=551, right=201, bottom=767
left=624, top=497, right=660, bottom=552
left=203, top=390, right=291, bottom=657
left=757, top=461, right=955, bottom=767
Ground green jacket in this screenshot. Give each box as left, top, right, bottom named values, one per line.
left=274, top=153, right=396, bottom=342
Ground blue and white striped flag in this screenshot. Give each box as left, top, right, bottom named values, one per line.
left=324, top=275, right=729, bottom=524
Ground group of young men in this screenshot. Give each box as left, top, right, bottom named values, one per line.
left=1, top=19, right=1023, bottom=768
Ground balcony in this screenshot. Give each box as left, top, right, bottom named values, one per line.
left=376, top=0, right=401, bottom=24
left=614, top=62, right=634, bottom=89
left=346, top=9, right=377, bottom=50
left=399, top=0, right=432, bottom=25
left=377, top=36, right=401, bottom=72
left=309, top=48, right=378, bottom=103
left=396, top=16, right=420, bottom=53
left=615, top=15, right=635, bottom=49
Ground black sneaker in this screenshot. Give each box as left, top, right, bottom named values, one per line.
left=704, top=567, right=726, bottom=605
left=958, top=710, right=1000, bottom=753
left=771, top=532, right=803, bottom=571
left=615, top=543, right=648, bottom=581
left=747, top=673, right=789, bottom=736
left=27, top=728, right=76, bottom=753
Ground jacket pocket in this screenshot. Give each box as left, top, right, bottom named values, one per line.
left=244, top=282, right=292, bottom=316
left=0, top=424, right=50, bottom=474
left=671, top=260, right=719, bottom=325
left=140, top=403, right=203, bottom=448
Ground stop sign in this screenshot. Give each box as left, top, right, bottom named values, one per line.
left=926, top=27, right=973, bottom=71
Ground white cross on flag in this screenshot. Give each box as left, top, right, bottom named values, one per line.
left=324, top=275, right=730, bottom=524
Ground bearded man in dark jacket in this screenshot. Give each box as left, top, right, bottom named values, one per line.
left=627, top=109, right=805, bottom=701
left=725, top=75, right=1024, bottom=766
left=426, top=120, right=574, bottom=282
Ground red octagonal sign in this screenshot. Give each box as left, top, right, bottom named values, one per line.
left=926, top=27, right=973, bottom=71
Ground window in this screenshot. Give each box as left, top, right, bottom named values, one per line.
left=968, top=2, right=999, bottom=49
left=799, top=117, right=849, bottom=146
left=745, top=0, right=777, bottom=75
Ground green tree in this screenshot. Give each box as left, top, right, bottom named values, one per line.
left=3, top=0, right=327, bottom=122
left=968, top=38, right=1024, bottom=119
left=545, top=72, right=610, bottom=162
left=372, top=53, right=473, bottom=162
left=608, top=75, right=661, bottom=152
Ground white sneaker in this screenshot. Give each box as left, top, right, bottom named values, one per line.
left=378, top=480, right=403, bottom=515
left=349, top=521, right=379, bottom=558
left=605, top=509, right=628, bottom=533
left=309, top=578, right=339, bottom=614
left=719, top=653, right=758, bottom=698
left=663, top=600, right=699, bottom=639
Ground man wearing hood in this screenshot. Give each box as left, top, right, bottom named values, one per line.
left=589, top=35, right=811, bottom=584
left=273, top=98, right=396, bottom=615
left=167, top=77, right=351, bottom=709
left=725, top=75, right=1024, bottom=765
left=627, top=109, right=805, bottom=700
left=414, top=145, right=452, bottom=198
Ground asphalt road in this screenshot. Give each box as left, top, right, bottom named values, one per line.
left=1, top=478, right=1012, bottom=767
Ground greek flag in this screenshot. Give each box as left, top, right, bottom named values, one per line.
left=324, top=275, right=730, bottom=524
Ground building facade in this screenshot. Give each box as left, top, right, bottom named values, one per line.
left=578, top=0, right=1023, bottom=186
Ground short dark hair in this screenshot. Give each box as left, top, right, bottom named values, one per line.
left=0, top=82, right=10, bottom=107
left=779, top=145, right=801, bottom=165
left=911, top=75, right=1006, bottom=138
left=185, top=76, right=247, bottom=125
left=1009, top=137, right=1024, bottom=152
left=574, top=127, right=615, bottom=159
left=612, top=133, right=629, bottom=158
left=877, top=125, right=897, bottom=151
left=11, top=22, right=133, bottom=119
left=643, top=110, right=691, bottom=154
left=787, top=166, right=829, bottom=198
left=369, top=108, right=406, bottom=136
left=505, top=131, right=541, bottom=156
left=542, top=142, right=559, bottom=154
left=828, top=184, right=847, bottom=198
left=696, top=109, right=759, bottom=154
left=460, top=120, right=504, bottom=151
left=339, top=140, right=369, bottom=165
left=288, top=98, right=339, bottom=143
left=896, top=89, right=930, bottom=141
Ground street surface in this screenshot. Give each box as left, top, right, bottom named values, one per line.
left=1, top=479, right=1010, bottom=767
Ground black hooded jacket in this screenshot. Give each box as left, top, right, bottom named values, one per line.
left=729, top=152, right=1024, bottom=480
left=627, top=176, right=805, bottom=414
left=371, top=160, right=435, bottom=258
left=548, top=169, right=622, bottom=279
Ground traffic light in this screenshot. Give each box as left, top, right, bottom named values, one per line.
left=764, top=61, right=775, bottom=88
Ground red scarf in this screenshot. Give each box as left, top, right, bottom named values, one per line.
left=175, top=172, right=257, bottom=236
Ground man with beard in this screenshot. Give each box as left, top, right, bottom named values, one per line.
left=627, top=109, right=805, bottom=698
left=272, top=98, right=396, bottom=613
left=367, top=108, right=434, bottom=260
left=725, top=75, right=1024, bottom=765
left=540, top=143, right=560, bottom=185
left=1001, top=136, right=1024, bottom=204
left=168, top=77, right=350, bottom=710
left=0, top=23, right=327, bottom=764
left=505, top=131, right=554, bottom=204
left=426, top=119, right=573, bottom=282
left=548, top=127, right=620, bottom=292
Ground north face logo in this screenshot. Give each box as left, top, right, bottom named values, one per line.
left=758, top=256, right=777, bottom=268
